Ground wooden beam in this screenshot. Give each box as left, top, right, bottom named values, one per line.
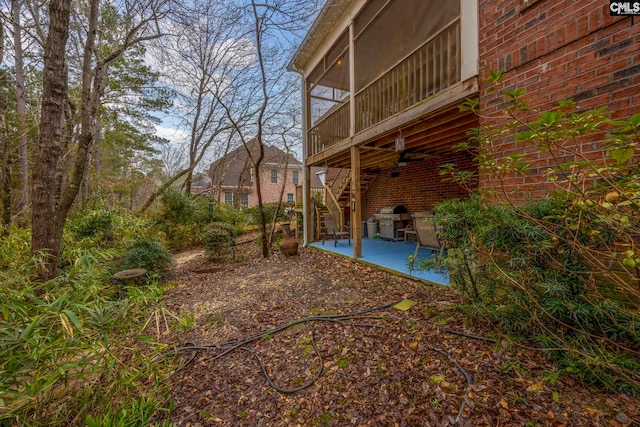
left=350, top=146, right=362, bottom=258
left=304, top=164, right=312, bottom=244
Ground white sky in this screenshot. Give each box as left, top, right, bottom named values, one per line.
left=155, top=124, right=189, bottom=144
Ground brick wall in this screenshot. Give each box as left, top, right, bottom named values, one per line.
left=247, top=166, right=302, bottom=207
left=479, top=0, right=640, bottom=198
left=360, top=151, right=474, bottom=221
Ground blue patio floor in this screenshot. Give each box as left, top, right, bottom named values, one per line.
left=308, top=237, right=449, bottom=285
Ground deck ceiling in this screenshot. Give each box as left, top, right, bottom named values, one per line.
left=315, top=103, right=479, bottom=173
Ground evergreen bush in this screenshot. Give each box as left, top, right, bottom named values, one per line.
left=66, top=205, right=118, bottom=244
left=414, top=71, right=640, bottom=393
left=201, top=222, right=238, bottom=260
left=154, top=190, right=248, bottom=250
left=120, top=239, right=173, bottom=275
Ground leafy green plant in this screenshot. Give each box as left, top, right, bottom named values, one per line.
left=158, top=189, right=195, bottom=224
left=201, top=222, right=238, bottom=260
left=160, top=222, right=198, bottom=251
left=85, top=397, right=172, bottom=427
left=246, top=201, right=294, bottom=227
left=0, top=204, right=178, bottom=427
left=336, top=356, right=350, bottom=369
left=153, top=190, right=248, bottom=251
left=0, top=254, right=175, bottom=426
left=196, top=197, right=247, bottom=228
left=419, top=71, right=640, bottom=393
left=120, top=239, right=173, bottom=275
left=66, top=205, right=118, bottom=243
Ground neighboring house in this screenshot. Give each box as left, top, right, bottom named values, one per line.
left=289, top=0, right=639, bottom=254
left=208, top=139, right=302, bottom=208
left=190, top=174, right=212, bottom=195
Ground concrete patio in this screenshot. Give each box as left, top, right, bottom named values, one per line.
left=308, top=237, right=449, bottom=285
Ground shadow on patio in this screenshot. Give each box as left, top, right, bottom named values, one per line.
left=308, top=238, right=449, bottom=285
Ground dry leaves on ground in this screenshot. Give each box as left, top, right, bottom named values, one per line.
left=151, top=238, right=639, bottom=426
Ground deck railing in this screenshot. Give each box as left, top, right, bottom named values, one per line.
left=306, top=18, right=460, bottom=155
left=295, top=184, right=323, bottom=207
left=308, top=101, right=350, bottom=157
left=355, top=19, right=460, bottom=132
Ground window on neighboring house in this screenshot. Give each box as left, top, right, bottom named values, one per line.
left=292, top=171, right=299, bottom=185
left=271, top=169, right=278, bottom=183
left=224, top=192, right=234, bottom=204
left=287, top=193, right=294, bottom=202
left=240, top=194, right=249, bottom=208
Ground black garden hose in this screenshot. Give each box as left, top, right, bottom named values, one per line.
left=160, top=297, right=477, bottom=426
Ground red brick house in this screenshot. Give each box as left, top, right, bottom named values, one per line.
left=289, top=0, right=639, bottom=255
left=479, top=0, right=640, bottom=198
left=208, top=139, right=302, bottom=208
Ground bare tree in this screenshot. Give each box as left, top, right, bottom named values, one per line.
left=212, top=0, right=319, bottom=258
left=0, top=11, right=11, bottom=233
left=153, top=0, right=253, bottom=196
left=11, top=0, right=29, bottom=218
left=159, top=140, right=187, bottom=180
left=31, top=0, right=169, bottom=280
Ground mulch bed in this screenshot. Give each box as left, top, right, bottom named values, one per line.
left=154, top=236, right=638, bottom=426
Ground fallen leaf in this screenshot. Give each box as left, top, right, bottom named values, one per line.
left=585, top=407, right=601, bottom=417
left=500, top=398, right=509, bottom=409
left=526, top=382, right=545, bottom=393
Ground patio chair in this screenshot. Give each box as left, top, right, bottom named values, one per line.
left=412, top=212, right=447, bottom=257
left=395, top=218, right=417, bottom=244
left=322, top=212, right=350, bottom=247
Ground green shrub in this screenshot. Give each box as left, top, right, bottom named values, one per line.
left=158, top=188, right=195, bottom=224
left=0, top=249, right=174, bottom=426
left=202, top=199, right=248, bottom=229
left=64, top=206, right=157, bottom=256
left=160, top=222, right=202, bottom=252
left=419, top=71, right=640, bottom=393
left=0, top=205, right=177, bottom=425
left=120, top=239, right=173, bottom=275
left=154, top=190, right=249, bottom=250
left=66, top=206, right=118, bottom=244
left=409, top=195, right=493, bottom=301
left=0, top=227, right=38, bottom=280
left=201, top=222, right=238, bottom=260
left=246, top=202, right=294, bottom=226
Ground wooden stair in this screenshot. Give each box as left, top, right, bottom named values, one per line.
left=315, top=207, right=330, bottom=241
left=312, top=169, right=377, bottom=241
left=334, top=171, right=377, bottom=207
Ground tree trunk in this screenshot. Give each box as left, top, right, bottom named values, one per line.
left=254, top=144, right=268, bottom=257
left=12, top=0, right=30, bottom=218
left=57, top=0, right=101, bottom=218
left=31, top=0, right=72, bottom=280
left=251, top=0, right=270, bottom=259
left=0, top=16, right=10, bottom=234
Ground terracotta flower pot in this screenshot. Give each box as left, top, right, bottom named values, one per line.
left=279, top=223, right=299, bottom=256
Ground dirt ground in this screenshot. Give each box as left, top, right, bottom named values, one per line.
left=154, top=235, right=639, bottom=426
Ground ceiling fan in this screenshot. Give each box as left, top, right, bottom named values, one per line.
left=397, top=150, right=432, bottom=165
left=393, top=130, right=433, bottom=165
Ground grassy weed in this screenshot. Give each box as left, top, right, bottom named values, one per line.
left=0, top=225, right=176, bottom=426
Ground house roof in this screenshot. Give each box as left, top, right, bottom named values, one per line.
left=288, top=0, right=351, bottom=73
left=208, top=139, right=302, bottom=188
left=191, top=174, right=212, bottom=189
